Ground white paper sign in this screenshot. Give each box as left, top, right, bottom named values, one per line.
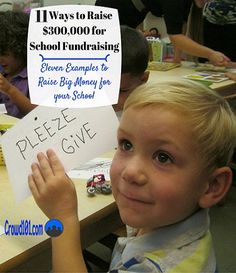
left=0, top=225, right=4, bottom=236
left=27, top=5, right=121, bottom=108
left=1, top=106, right=119, bottom=202
left=0, top=104, right=7, bottom=114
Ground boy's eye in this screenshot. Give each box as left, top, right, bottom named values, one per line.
left=153, top=151, right=172, bottom=164
left=119, top=139, right=133, bottom=151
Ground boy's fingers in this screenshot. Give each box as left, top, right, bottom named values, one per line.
left=28, top=174, right=40, bottom=199
left=46, top=149, right=65, bottom=176
left=30, top=162, right=46, bottom=192
left=37, top=152, right=54, bottom=180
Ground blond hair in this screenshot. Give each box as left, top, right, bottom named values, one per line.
left=124, top=79, right=236, bottom=173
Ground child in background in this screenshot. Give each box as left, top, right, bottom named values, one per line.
left=0, top=11, right=36, bottom=118
left=203, top=0, right=236, bottom=62
left=114, top=25, right=150, bottom=119
left=95, top=0, right=230, bottom=66
left=28, top=79, right=236, bottom=273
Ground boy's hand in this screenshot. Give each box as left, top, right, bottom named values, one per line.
left=0, top=74, right=12, bottom=95
left=28, top=149, right=78, bottom=221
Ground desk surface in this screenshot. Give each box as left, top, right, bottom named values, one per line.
left=148, top=62, right=236, bottom=92
left=0, top=151, right=121, bottom=271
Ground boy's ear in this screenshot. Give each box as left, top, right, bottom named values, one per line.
left=199, top=167, right=232, bottom=208
left=140, top=71, right=150, bottom=84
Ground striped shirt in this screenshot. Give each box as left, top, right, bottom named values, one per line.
left=203, top=0, right=236, bottom=25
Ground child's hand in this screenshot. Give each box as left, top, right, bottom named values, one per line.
left=28, top=149, right=78, bottom=221
left=225, top=72, right=236, bottom=81
left=208, top=51, right=230, bottom=67
left=0, top=73, right=12, bottom=94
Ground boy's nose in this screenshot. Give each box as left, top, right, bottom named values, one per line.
left=122, top=156, right=148, bottom=185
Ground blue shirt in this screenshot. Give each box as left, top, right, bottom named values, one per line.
left=0, top=67, right=28, bottom=118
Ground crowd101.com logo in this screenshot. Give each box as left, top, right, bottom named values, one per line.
left=3, top=219, right=64, bottom=237
left=45, top=219, right=64, bottom=237
left=4, top=219, right=44, bottom=236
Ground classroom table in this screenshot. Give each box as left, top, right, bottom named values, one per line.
left=0, top=150, right=122, bottom=272
left=148, top=62, right=236, bottom=91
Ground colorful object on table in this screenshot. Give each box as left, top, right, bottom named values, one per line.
left=0, top=114, right=19, bottom=165
left=195, top=63, right=227, bottom=72
left=147, top=37, right=164, bottom=62
left=0, top=144, right=4, bottom=166
left=148, top=61, right=181, bottom=71
left=86, top=173, right=112, bottom=196
left=184, top=72, right=228, bottom=83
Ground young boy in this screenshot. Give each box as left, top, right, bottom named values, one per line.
left=28, top=79, right=236, bottom=272
left=0, top=11, right=36, bottom=118
left=114, top=25, right=149, bottom=118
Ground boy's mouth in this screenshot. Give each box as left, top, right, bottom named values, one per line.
left=119, top=190, right=154, bottom=205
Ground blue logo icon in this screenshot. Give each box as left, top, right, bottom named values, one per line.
left=45, top=219, right=63, bottom=237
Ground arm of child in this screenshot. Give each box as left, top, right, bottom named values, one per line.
left=0, top=73, right=36, bottom=114
left=28, top=149, right=88, bottom=273
left=226, top=72, right=236, bottom=81
left=169, top=34, right=230, bottom=66
left=173, top=46, right=182, bottom=64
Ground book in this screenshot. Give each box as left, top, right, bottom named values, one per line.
left=195, top=63, right=227, bottom=72
left=184, top=71, right=228, bottom=83
left=0, top=114, right=19, bottom=165
left=0, top=114, right=19, bottom=130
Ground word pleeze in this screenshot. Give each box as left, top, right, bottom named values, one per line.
left=15, top=108, right=97, bottom=160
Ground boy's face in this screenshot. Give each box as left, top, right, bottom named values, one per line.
left=0, top=52, right=24, bottom=76
left=110, top=106, right=208, bottom=234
